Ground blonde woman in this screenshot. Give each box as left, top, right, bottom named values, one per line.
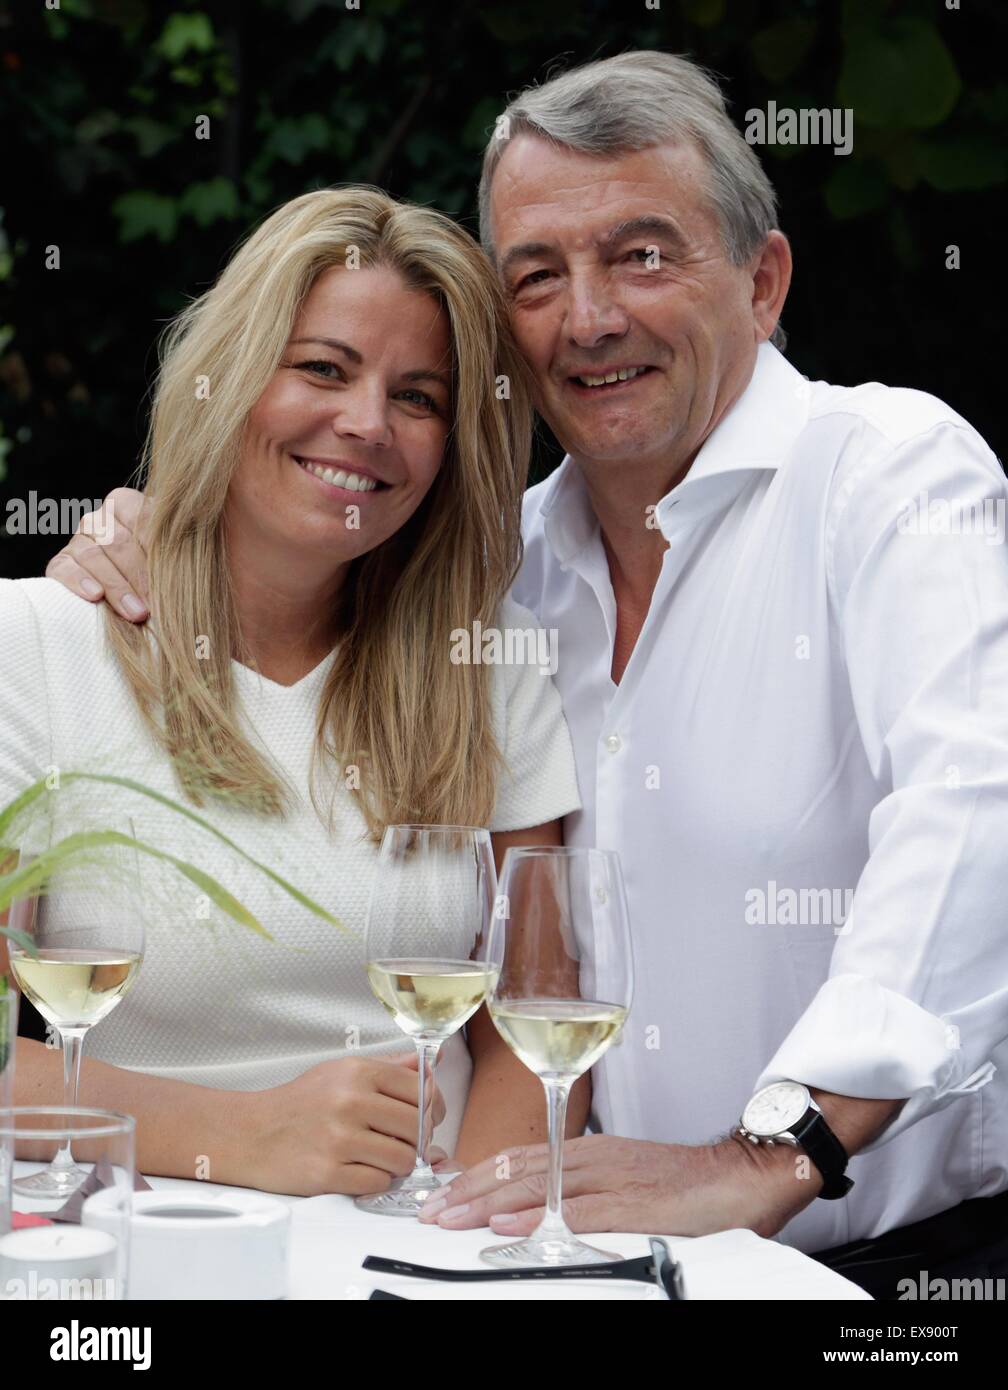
left=0, top=187, right=583, bottom=1197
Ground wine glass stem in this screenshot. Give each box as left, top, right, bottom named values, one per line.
left=412, top=1039, right=441, bottom=1176
left=539, top=1078, right=572, bottom=1238
left=54, top=1026, right=87, bottom=1170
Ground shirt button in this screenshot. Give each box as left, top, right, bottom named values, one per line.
left=604, top=734, right=622, bottom=754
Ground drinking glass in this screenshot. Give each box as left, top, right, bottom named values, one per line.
left=355, top=825, right=498, bottom=1217
left=0, top=1107, right=134, bottom=1300
left=5, top=818, right=144, bottom=1197
left=481, top=846, right=633, bottom=1267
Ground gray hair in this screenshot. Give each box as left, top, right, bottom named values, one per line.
left=478, top=50, right=786, bottom=351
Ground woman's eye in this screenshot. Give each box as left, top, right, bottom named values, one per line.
left=295, top=359, right=343, bottom=380
left=397, top=388, right=440, bottom=412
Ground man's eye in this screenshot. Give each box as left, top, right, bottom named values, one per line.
left=295, top=359, right=343, bottom=380
left=515, top=269, right=554, bottom=291
left=625, top=248, right=653, bottom=264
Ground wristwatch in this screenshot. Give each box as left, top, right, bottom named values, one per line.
left=736, top=1081, right=854, bottom=1200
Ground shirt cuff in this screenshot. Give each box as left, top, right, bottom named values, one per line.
left=753, top=973, right=996, bottom=1150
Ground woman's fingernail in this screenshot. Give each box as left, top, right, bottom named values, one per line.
left=437, top=1203, right=470, bottom=1225
left=490, top=1213, right=520, bottom=1230
left=122, top=593, right=147, bottom=619
left=81, top=578, right=103, bottom=599
left=419, top=1196, right=447, bottom=1219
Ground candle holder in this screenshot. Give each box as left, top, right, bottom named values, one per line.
left=0, top=1108, right=134, bottom=1300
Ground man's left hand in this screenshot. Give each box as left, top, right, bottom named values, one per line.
left=417, top=1133, right=818, bottom=1238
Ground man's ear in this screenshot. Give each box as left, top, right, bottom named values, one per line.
left=752, top=231, right=792, bottom=344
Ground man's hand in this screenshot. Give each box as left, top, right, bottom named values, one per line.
left=417, top=1132, right=817, bottom=1238
left=45, top=486, right=151, bottom=622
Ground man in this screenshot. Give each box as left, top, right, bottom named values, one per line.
left=48, top=52, right=1007, bottom=1296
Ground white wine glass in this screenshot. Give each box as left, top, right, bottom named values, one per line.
left=481, top=846, right=633, bottom=1267
left=355, top=825, right=498, bottom=1218
left=6, top=816, right=145, bottom=1198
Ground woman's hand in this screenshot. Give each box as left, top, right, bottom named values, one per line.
left=45, top=486, right=151, bottom=622
left=237, top=1051, right=447, bottom=1198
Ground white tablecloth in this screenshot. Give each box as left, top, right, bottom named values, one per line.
left=9, top=1162, right=869, bottom=1299
left=137, top=1173, right=871, bottom=1300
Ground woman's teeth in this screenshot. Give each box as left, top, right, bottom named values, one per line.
left=576, top=366, right=649, bottom=388
left=297, top=459, right=379, bottom=491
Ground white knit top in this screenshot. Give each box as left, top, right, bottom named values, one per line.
left=0, top=579, right=581, bottom=1150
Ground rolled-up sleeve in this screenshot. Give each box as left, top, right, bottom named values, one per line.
left=755, top=419, right=1008, bottom=1149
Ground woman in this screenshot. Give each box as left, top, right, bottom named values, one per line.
left=0, top=187, right=583, bottom=1197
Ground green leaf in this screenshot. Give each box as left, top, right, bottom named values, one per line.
left=124, top=116, right=179, bottom=159
left=918, top=138, right=1007, bottom=193
left=267, top=115, right=331, bottom=165
left=824, top=160, right=888, bottom=219
left=178, top=177, right=240, bottom=227
left=0, top=830, right=271, bottom=939
left=679, top=0, right=726, bottom=27
left=111, top=191, right=178, bottom=243
left=156, top=12, right=215, bottom=62
left=0, top=925, right=36, bottom=955
left=0, top=772, right=344, bottom=931
left=751, top=19, right=817, bottom=83
left=838, top=18, right=961, bottom=131
left=75, top=110, right=121, bottom=143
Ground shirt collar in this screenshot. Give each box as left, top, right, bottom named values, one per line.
left=540, top=343, right=810, bottom=561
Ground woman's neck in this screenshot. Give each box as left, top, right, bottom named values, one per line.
left=226, top=526, right=347, bottom=688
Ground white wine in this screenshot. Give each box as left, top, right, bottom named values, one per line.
left=9, top=948, right=143, bottom=1029
left=489, top=998, right=627, bottom=1080
left=367, top=958, right=498, bottom=1039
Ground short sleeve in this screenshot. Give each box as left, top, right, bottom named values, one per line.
left=489, top=597, right=581, bottom=832
left=0, top=581, right=52, bottom=826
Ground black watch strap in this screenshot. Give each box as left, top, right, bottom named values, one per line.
left=790, top=1109, right=854, bottom=1200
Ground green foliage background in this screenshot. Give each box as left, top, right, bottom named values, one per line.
left=1, top=0, right=1005, bottom=577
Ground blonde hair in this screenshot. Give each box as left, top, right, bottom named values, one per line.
left=106, top=187, right=534, bottom=837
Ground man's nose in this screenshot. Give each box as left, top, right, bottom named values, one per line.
left=332, top=381, right=391, bottom=448
left=563, top=274, right=630, bottom=349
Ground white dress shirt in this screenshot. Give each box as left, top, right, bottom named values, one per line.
left=512, top=341, right=1008, bottom=1253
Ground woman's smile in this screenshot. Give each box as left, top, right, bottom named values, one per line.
left=292, top=454, right=389, bottom=496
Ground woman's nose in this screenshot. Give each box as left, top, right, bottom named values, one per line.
left=331, top=382, right=392, bottom=448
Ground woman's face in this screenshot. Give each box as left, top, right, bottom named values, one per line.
left=231, top=264, right=453, bottom=573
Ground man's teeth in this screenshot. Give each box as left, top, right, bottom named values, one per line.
left=577, top=366, right=648, bottom=388
left=298, top=460, right=379, bottom=491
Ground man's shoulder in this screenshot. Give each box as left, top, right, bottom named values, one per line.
left=808, top=375, right=980, bottom=450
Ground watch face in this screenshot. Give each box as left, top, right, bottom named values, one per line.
left=742, top=1081, right=810, bottom=1136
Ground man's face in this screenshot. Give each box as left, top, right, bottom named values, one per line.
left=489, top=135, right=775, bottom=477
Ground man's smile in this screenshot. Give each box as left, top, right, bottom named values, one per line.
left=565, top=364, right=658, bottom=396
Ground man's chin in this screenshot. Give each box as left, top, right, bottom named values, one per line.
left=560, top=430, right=675, bottom=469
